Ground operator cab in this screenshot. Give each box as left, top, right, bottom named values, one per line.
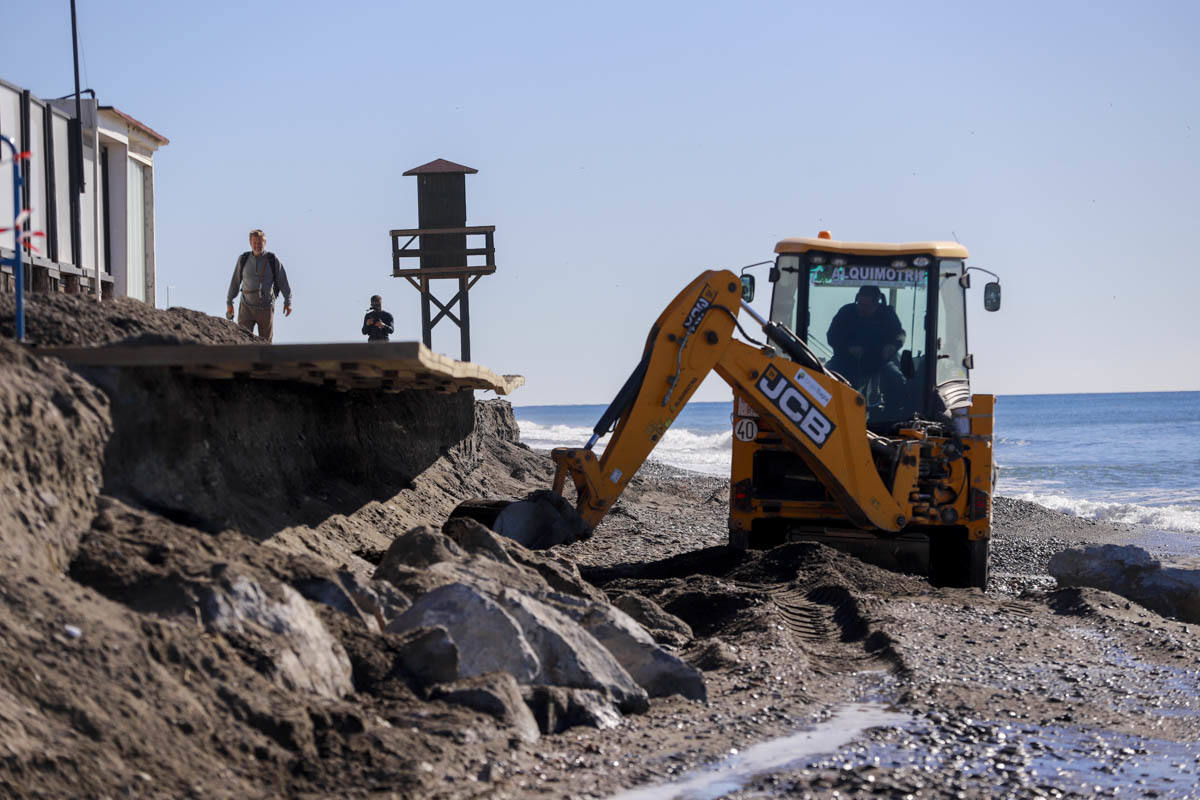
left=769, top=234, right=974, bottom=433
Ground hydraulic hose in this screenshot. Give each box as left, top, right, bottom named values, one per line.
left=739, top=301, right=825, bottom=373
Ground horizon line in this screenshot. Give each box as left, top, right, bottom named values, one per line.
left=511, top=388, right=1200, bottom=409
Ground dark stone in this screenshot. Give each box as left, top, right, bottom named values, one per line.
left=441, top=516, right=515, bottom=565
left=613, top=592, right=693, bottom=646
left=521, top=686, right=622, bottom=734
left=376, top=525, right=464, bottom=575
left=393, top=626, right=460, bottom=687
left=428, top=672, right=539, bottom=741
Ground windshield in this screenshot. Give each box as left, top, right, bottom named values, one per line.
left=771, top=252, right=933, bottom=426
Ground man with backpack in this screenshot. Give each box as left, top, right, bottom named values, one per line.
left=225, top=228, right=292, bottom=342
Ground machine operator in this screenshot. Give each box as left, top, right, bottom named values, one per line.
left=826, top=285, right=907, bottom=407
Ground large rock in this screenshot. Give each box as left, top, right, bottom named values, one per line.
left=1049, top=544, right=1200, bottom=623
left=613, top=592, right=694, bottom=647
left=429, top=672, right=540, bottom=742
left=384, top=582, right=540, bottom=683
left=547, top=593, right=706, bottom=701
left=442, top=516, right=518, bottom=566
left=375, top=523, right=696, bottom=711
left=377, top=525, right=465, bottom=574
left=496, top=589, right=648, bottom=714
left=505, top=548, right=608, bottom=603
left=392, top=626, right=460, bottom=687
left=199, top=568, right=353, bottom=699
left=522, top=686, right=622, bottom=733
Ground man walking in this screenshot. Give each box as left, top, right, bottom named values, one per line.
left=362, top=295, right=394, bottom=342
left=226, top=228, right=292, bottom=342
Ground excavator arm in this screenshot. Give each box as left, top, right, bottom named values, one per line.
left=550, top=270, right=919, bottom=533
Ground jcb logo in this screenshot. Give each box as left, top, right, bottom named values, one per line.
left=683, top=286, right=717, bottom=334
left=757, top=366, right=835, bottom=448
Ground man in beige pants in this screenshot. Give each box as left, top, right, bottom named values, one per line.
left=225, top=229, right=293, bottom=342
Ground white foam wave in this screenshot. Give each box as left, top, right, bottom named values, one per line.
left=517, top=420, right=731, bottom=476
left=1012, top=492, right=1200, bottom=534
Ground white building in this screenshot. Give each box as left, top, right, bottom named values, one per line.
left=0, top=78, right=168, bottom=303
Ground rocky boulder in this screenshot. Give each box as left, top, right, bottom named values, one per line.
left=200, top=567, right=354, bottom=699
left=522, top=686, right=623, bottom=734
left=373, top=522, right=706, bottom=724
left=497, top=588, right=648, bottom=714
left=1049, top=544, right=1200, bottom=623
left=385, top=582, right=541, bottom=683
left=547, top=593, right=706, bottom=701
left=613, top=592, right=694, bottom=647
left=429, top=672, right=541, bottom=742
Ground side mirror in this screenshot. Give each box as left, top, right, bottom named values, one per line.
left=741, top=274, right=756, bottom=302
left=768, top=266, right=781, bottom=283
left=984, top=281, right=1001, bottom=312
left=900, top=349, right=914, bottom=379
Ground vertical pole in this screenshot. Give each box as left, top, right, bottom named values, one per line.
left=69, top=0, right=84, bottom=189
left=91, top=121, right=101, bottom=301
left=458, top=275, right=470, bottom=362
left=4, top=137, right=26, bottom=341
left=69, top=0, right=86, bottom=293
left=420, top=276, right=432, bottom=347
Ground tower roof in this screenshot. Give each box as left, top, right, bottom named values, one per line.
left=403, top=158, right=478, bottom=176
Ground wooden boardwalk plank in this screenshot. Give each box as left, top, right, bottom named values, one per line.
left=37, top=341, right=525, bottom=396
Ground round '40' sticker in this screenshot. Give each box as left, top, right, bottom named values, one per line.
left=734, top=418, right=759, bottom=442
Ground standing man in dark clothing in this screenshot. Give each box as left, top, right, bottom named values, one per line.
left=226, top=228, right=292, bottom=342
left=362, top=295, right=394, bottom=342
left=826, top=285, right=907, bottom=402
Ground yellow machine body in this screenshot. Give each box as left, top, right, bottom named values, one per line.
left=549, top=237, right=998, bottom=587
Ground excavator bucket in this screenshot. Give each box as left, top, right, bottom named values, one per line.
left=447, top=490, right=592, bottom=550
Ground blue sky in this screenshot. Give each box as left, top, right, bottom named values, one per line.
left=10, top=1, right=1199, bottom=405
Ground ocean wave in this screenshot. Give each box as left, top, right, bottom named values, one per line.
left=517, top=420, right=731, bottom=476
left=1012, top=492, right=1200, bottom=534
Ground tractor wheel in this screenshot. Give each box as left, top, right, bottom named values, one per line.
left=966, top=538, right=991, bottom=590
left=931, top=532, right=990, bottom=590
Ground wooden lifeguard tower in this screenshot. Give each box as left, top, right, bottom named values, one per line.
left=390, top=159, right=495, bottom=362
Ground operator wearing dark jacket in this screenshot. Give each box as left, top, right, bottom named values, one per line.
left=362, top=295, right=394, bottom=342
left=826, top=285, right=907, bottom=404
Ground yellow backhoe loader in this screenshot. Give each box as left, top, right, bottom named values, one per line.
left=471, top=233, right=1001, bottom=588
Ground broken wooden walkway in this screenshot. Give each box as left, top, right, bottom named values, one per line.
left=38, top=341, right=525, bottom=395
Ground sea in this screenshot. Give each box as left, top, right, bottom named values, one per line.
left=514, top=392, right=1200, bottom=542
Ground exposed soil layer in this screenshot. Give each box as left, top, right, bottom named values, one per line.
left=0, top=292, right=258, bottom=347
left=0, top=293, right=1195, bottom=799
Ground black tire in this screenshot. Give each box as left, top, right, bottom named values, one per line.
left=967, top=537, right=991, bottom=590
left=931, top=532, right=990, bottom=590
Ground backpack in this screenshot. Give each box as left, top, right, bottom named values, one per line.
left=237, top=251, right=281, bottom=299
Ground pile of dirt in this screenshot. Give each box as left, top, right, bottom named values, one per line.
left=0, top=292, right=257, bottom=347
left=0, top=294, right=561, bottom=797
left=0, top=338, right=110, bottom=573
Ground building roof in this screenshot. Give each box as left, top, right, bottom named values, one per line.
left=403, top=158, right=478, bottom=176
left=98, top=106, right=170, bottom=145
left=775, top=237, right=968, bottom=259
